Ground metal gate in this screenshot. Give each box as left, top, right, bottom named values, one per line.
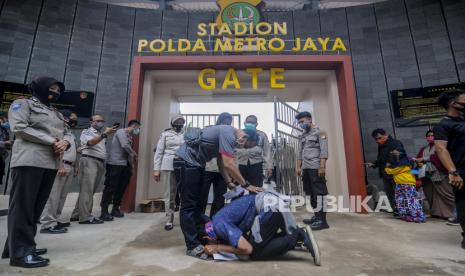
left=273, top=97, right=303, bottom=196
left=181, top=114, right=241, bottom=129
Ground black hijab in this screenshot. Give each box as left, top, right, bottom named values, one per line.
left=27, top=76, right=65, bottom=106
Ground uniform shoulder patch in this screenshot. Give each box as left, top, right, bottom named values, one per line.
left=11, top=103, right=22, bottom=111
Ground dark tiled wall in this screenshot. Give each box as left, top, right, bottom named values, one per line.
left=64, top=0, right=106, bottom=92
left=26, top=0, right=77, bottom=83
left=441, top=0, right=465, bottom=82
left=0, top=0, right=462, bottom=189
left=0, top=0, right=43, bottom=83
left=94, top=5, right=135, bottom=125
left=346, top=4, right=392, bottom=188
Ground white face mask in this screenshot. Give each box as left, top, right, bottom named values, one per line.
left=94, top=122, right=104, bottom=130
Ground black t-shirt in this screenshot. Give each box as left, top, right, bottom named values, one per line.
left=433, top=116, right=465, bottom=174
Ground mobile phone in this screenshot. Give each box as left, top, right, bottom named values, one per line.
left=112, top=122, right=121, bottom=128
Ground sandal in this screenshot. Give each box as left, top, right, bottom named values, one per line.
left=186, top=245, right=208, bottom=260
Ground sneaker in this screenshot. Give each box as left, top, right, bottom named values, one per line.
left=165, top=213, right=174, bottom=231
left=79, top=218, right=104, bottom=224
left=186, top=245, right=208, bottom=260
left=111, top=209, right=124, bottom=218
left=303, top=216, right=317, bottom=225
left=310, top=219, right=330, bottom=231
left=99, top=213, right=114, bottom=221
left=299, top=226, right=321, bottom=266
left=446, top=217, right=460, bottom=226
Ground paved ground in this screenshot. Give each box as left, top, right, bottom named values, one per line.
left=0, top=196, right=465, bottom=275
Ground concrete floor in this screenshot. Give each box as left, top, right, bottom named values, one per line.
left=0, top=202, right=465, bottom=276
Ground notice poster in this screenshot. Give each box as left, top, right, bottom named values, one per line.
left=391, top=83, right=465, bottom=127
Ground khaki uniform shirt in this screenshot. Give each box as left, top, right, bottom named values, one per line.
left=235, top=130, right=272, bottom=169
left=298, top=126, right=328, bottom=170
left=80, top=127, right=107, bottom=160
left=154, top=129, right=184, bottom=171
left=8, top=97, right=73, bottom=170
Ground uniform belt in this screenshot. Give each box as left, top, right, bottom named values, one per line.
left=82, top=154, right=105, bottom=163
left=62, top=160, right=74, bottom=166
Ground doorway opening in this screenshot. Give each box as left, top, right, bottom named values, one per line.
left=122, top=55, right=366, bottom=212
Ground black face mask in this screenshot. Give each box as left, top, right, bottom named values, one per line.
left=28, top=77, right=65, bottom=106
left=48, top=91, right=60, bottom=103
left=68, top=119, right=78, bottom=128
left=173, top=125, right=184, bottom=132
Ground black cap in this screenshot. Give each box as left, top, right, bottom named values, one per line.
left=295, top=111, right=312, bottom=120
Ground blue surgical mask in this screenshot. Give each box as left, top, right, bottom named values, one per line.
left=299, top=123, right=311, bottom=131
left=244, top=123, right=256, bottom=130
left=1, top=122, right=10, bottom=130
left=132, top=128, right=140, bottom=136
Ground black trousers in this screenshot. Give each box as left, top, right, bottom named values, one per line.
left=249, top=212, right=299, bottom=260
left=454, top=175, right=465, bottom=244
left=382, top=176, right=397, bottom=212
left=302, top=169, right=328, bottom=220
left=2, top=167, right=57, bottom=259
left=200, top=171, right=227, bottom=218
left=239, top=162, right=264, bottom=187
left=101, top=164, right=132, bottom=210
left=177, top=161, right=204, bottom=250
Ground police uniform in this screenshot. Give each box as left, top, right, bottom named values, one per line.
left=2, top=96, right=72, bottom=260
left=235, top=129, right=272, bottom=187
left=40, top=132, right=77, bottom=230
left=71, top=127, right=107, bottom=222
left=298, top=125, right=329, bottom=225
left=153, top=126, right=184, bottom=223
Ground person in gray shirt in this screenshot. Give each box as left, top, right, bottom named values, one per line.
left=70, top=115, right=117, bottom=224
left=100, top=120, right=141, bottom=221
left=295, top=111, right=329, bottom=231
left=175, top=124, right=263, bottom=260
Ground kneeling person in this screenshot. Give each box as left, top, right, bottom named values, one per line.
left=203, top=192, right=320, bottom=265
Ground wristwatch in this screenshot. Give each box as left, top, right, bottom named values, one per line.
left=449, top=170, right=459, bottom=176
left=101, top=133, right=108, bottom=139
left=242, top=181, right=251, bottom=188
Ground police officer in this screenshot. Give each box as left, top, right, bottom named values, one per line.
left=40, top=110, right=79, bottom=234
left=1, top=76, right=73, bottom=268
left=295, top=111, right=329, bottom=231
left=235, top=115, right=273, bottom=187
left=70, top=115, right=117, bottom=224
left=153, top=115, right=184, bottom=230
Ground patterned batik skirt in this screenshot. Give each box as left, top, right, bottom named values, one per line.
left=395, top=184, right=426, bottom=223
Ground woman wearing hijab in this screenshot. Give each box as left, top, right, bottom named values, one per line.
left=1, top=76, right=72, bottom=268
left=415, top=130, right=455, bottom=220
left=153, top=115, right=185, bottom=230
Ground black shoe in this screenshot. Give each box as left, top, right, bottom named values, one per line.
left=10, top=254, right=49, bottom=268
left=111, top=209, right=124, bottom=218
left=35, top=248, right=47, bottom=256
left=303, top=216, right=317, bottom=225
left=310, top=220, right=330, bottom=231
left=79, top=218, right=104, bottom=224
left=56, top=222, right=71, bottom=228
left=40, top=226, right=67, bottom=234
left=2, top=248, right=47, bottom=259
left=298, top=226, right=321, bottom=266
left=174, top=205, right=180, bottom=212
left=70, top=217, right=79, bottom=222
left=99, top=213, right=114, bottom=221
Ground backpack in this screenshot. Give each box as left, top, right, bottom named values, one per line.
left=184, top=127, right=202, bottom=146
